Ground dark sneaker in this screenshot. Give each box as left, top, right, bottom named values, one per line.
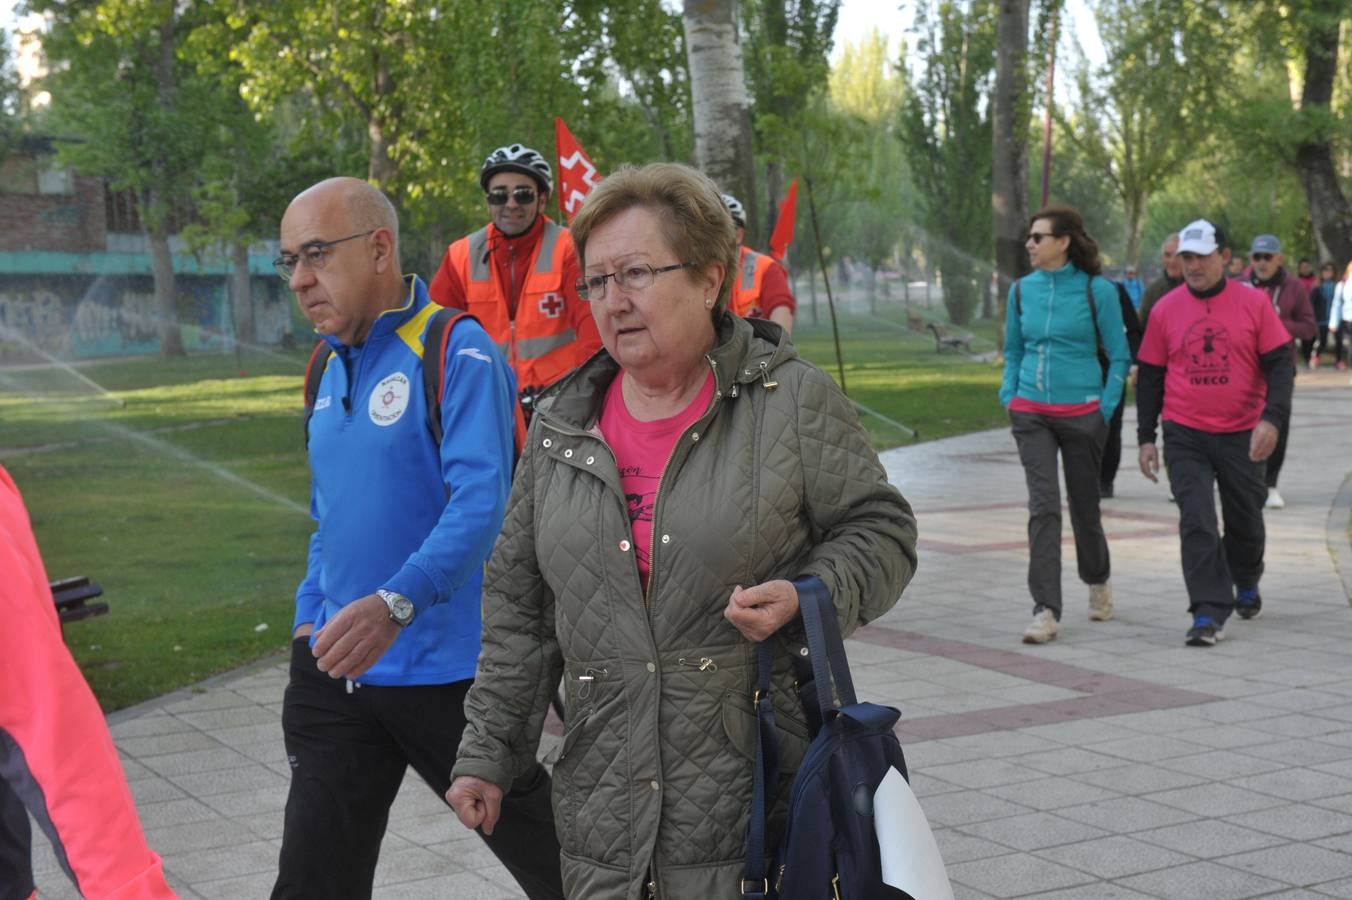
left=1186, top=615, right=1225, bottom=647
left=1235, top=588, right=1263, bottom=620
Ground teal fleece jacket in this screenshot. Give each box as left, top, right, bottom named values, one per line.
left=999, top=264, right=1131, bottom=423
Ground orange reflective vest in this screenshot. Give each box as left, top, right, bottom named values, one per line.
left=729, top=246, right=776, bottom=318
left=446, top=220, right=582, bottom=397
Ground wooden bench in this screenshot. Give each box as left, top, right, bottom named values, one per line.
left=50, top=576, right=108, bottom=625
left=927, top=323, right=972, bottom=353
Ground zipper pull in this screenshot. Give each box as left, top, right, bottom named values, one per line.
left=677, top=656, right=717, bottom=672
left=647, top=878, right=657, bottom=898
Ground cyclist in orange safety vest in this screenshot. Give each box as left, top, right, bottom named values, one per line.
left=721, top=193, right=797, bottom=335
left=429, top=144, right=601, bottom=419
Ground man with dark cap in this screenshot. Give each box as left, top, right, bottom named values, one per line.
left=1247, top=233, right=1316, bottom=509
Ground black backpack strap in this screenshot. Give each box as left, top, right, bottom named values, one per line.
left=421, top=306, right=468, bottom=446
left=743, top=640, right=779, bottom=899
left=302, top=339, right=331, bottom=448
left=1086, top=276, right=1101, bottom=350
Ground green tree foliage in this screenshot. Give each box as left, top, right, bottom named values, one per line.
left=901, top=0, right=996, bottom=325
left=742, top=0, right=840, bottom=241
left=0, top=29, right=20, bottom=153
left=32, top=0, right=232, bottom=356
left=1055, top=1, right=1231, bottom=266
left=827, top=32, right=912, bottom=280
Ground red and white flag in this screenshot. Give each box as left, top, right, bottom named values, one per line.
left=555, top=117, right=602, bottom=223
left=768, top=178, right=798, bottom=263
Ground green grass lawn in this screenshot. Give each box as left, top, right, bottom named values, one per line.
left=790, top=306, right=1006, bottom=446
left=2, top=312, right=1007, bottom=710
left=2, top=349, right=315, bottom=710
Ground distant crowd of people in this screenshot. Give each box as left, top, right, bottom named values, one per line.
left=1001, top=205, right=1347, bottom=650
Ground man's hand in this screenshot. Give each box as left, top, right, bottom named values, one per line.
left=312, top=593, right=401, bottom=680
left=1129, top=364, right=1139, bottom=387
left=724, top=580, right=799, bottom=642
left=1138, top=443, right=1160, bottom=483
left=293, top=623, right=314, bottom=640
left=1249, top=420, right=1279, bottom=461
left=446, top=776, right=503, bottom=836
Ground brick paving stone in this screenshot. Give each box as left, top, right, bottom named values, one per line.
left=55, top=374, right=1352, bottom=898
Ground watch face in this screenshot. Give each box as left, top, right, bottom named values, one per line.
left=392, top=597, right=414, bottom=622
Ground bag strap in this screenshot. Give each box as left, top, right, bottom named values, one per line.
left=421, top=306, right=467, bottom=446
left=742, top=640, right=778, bottom=900
left=301, top=339, right=331, bottom=448
left=799, top=578, right=856, bottom=713
left=742, top=579, right=848, bottom=899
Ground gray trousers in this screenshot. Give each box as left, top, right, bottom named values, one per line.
left=1011, top=410, right=1111, bottom=617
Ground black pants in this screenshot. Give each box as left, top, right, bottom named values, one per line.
left=1163, top=422, right=1266, bottom=622
left=271, top=639, right=564, bottom=900
left=1099, top=395, right=1125, bottom=489
left=1334, top=323, right=1349, bottom=366
left=0, top=779, right=34, bottom=900
left=1011, top=410, right=1111, bottom=617
left=1264, top=407, right=1291, bottom=489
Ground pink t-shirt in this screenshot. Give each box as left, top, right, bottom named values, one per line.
left=598, top=371, right=716, bottom=590
left=1138, top=280, right=1291, bottom=433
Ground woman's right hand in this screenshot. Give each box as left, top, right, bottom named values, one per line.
left=445, top=775, right=503, bottom=835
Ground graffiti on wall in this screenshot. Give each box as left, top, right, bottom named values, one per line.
left=0, top=275, right=290, bottom=360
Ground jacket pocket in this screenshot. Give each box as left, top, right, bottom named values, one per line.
left=721, top=689, right=811, bottom=772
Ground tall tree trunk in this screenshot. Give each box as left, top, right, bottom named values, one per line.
left=231, top=240, right=255, bottom=347
left=992, top=0, right=1030, bottom=336
left=1295, top=1, right=1352, bottom=266
left=684, top=0, right=757, bottom=243
left=368, top=54, right=397, bottom=191
left=146, top=219, right=183, bottom=357
left=149, top=18, right=183, bottom=356
left=1123, top=189, right=1146, bottom=268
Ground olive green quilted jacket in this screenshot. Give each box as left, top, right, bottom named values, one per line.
left=454, top=314, right=918, bottom=899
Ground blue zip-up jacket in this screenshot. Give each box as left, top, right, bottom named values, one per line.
left=1000, top=263, right=1131, bottom=423
left=296, top=275, right=517, bottom=686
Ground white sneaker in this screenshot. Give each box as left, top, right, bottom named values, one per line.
left=1022, top=609, right=1059, bottom=644
left=1265, top=487, right=1286, bottom=509
left=1089, top=583, right=1114, bottom=621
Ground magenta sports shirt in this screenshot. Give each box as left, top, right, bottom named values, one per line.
left=1138, top=280, right=1291, bottom=433
left=599, top=371, right=716, bottom=590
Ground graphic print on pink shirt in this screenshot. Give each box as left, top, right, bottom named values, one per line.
left=1138, top=279, right=1291, bottom=433
left=598, top=371, right=716, bottom=590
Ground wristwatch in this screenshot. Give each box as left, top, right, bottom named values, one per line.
left=376, top=589, right=415, bottom=627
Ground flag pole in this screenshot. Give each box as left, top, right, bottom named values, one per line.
left=803, top=174, right=847, bottom=396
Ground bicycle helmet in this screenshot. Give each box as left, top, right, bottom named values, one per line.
left=480, top=144, right=553, bottom=193
left=721, top=193, right=746, bottom=228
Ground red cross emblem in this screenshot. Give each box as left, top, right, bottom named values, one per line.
left=538, top=292, right=565, bottom=318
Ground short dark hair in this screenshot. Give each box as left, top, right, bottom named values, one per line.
left=1211, top=223, right=1229, bottom=252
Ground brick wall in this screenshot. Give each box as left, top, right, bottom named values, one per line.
left=0, top=165, right=107, bottom=253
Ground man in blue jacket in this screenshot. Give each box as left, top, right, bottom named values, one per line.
left=270, top=177, right=563, bottom=900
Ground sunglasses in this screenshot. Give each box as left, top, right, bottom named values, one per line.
left=486, top=186, right=538, bottom=206
left=1251, top=253, right=1274, bottom=262
left=1025, top=232, right=1059, bottom=245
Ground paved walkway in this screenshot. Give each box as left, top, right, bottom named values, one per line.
left=29, top=371, right=1352, bottom=899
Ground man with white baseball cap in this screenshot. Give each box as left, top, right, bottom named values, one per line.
left=1246, top=232, right=1316, bottom=508
left=1135, top=219, right=1295, bottom=646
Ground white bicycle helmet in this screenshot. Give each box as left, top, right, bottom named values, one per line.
left=722, top=193, right=746, bottom=228
left=480, top=143, right=553, bottom=193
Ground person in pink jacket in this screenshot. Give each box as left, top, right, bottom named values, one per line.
left=0, top=464, right=176, bottom=900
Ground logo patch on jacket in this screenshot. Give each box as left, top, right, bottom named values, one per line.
left=369, top=373, right=410, bottom=426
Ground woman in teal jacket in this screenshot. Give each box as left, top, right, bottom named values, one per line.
left=1000, top=205, right=1131, bottom=644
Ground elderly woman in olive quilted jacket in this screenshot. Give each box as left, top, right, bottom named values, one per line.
left=446, top=162, right=918, bottom=900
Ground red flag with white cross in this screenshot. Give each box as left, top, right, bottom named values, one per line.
left=555, top=117, right=603, bottom=224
